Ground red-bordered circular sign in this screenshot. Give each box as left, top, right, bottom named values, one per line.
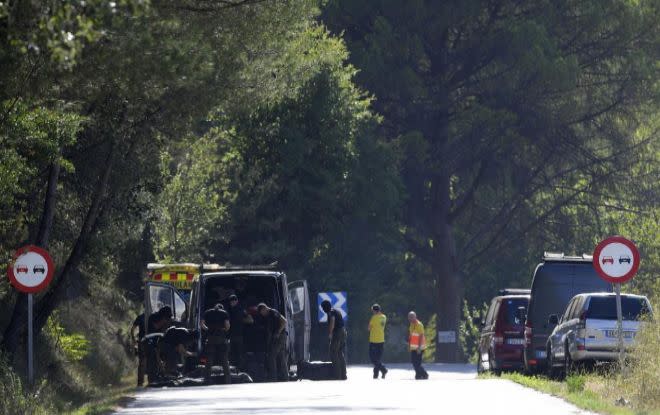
left=593, top=236, right=640, bottom=284
left=7, top=245, right=55, bottom=293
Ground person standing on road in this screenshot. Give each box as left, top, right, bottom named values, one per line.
left=321, top=300, right=347, bottom=380
left=130, top=312, right=147, bottom=386
left=202, top=303, right=231, bottom=384
left=408, top=311, right=428, bottom=380
left=258, top=303, right=289, bottom=382
left=228, top=294, right=253, bottom=371
left=368, top=304, right=388, bottom=379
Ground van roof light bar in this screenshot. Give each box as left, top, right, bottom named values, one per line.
left=213, top=262, right=280, bottom=271
left=542, top=252, right=593, bottom=262
left=147, top=263, right=223, bottom=270
left=498, top=288, right=531, bottom=296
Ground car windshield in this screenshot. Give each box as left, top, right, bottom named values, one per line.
left=502, top=298, right=529, bottom=325
left=586, top=297, right=651, bottom=321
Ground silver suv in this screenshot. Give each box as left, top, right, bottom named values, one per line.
left=546, top=293, right=652, bottom=377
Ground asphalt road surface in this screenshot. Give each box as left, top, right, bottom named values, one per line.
left=115, top=363, right=594, bottom=415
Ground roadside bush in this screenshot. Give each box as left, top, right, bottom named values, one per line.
left=0, top=353, right=54, bottom=415
left=45, top=311, right=91, bottom=362
left=566, top=374, right=586, bottom=393
left=459, top=301, right=488, bottom=364
left=624, top=315, right=660, bottom=410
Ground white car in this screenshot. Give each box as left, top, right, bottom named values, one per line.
left=546, top=292, right=652, bottom=377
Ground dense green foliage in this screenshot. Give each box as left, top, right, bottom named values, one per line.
left=0, top=0, right=658, bottom=409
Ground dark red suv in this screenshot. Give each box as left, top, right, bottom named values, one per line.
left=475, top=290, right=530, bottom=374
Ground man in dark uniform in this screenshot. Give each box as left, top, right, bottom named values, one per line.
left=202, top=303, right=231, bottom=384
left=147, top=306, right=173, bottom=334
left=144, top=306, right=173, bottom=383
left=321, top=300, right=347, bottom=380
left=257, top=303, right=288, bottom=382
left=159, top=326, right=197, bottom=376
left=130, top=312, right=146, bottom=386
left=227, top=294, right=253, bottom=371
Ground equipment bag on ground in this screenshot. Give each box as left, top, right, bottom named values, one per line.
left=297, top=361, right=335, bottom=381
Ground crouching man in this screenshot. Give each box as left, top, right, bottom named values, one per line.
left=159, top=326, right=197, bottom=377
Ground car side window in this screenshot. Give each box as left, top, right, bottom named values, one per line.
left=563, top=298, right=576, bottom=322
left=572, top=297, right=587, bottom=318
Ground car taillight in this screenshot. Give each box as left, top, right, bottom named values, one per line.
left=524, top=322, right=532, bottom=346
left=577, top=311, right=586, bottom=329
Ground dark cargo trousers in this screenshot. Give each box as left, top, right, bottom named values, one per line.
left=330, top=328, right=347, bottom=380
left=229, top=336, right=245, bottom=371
left=205, top=336, right=231, bottom=384
left=369, top=342, right=386, bottom=377
left=410, top=350, right=428, bottom=379
left=266, top=333, right=288, bottom=382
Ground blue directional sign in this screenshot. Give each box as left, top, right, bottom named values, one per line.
left=317, top=292, right=347, bottom=323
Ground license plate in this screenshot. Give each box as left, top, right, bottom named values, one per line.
left=605, top=330, right=635, bottom=339
left=535, top=350, right=546, bottom=358
left=506, top=338, right=525, bottom=345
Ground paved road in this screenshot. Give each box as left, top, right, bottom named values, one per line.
left=115, top=364, right=593, bottom=415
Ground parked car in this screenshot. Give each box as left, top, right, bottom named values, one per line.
left=476, top=292, right=530, bottom=374
left=546, top=293, right=653, bottom=377
left=522, top=252, right=612, bottom=373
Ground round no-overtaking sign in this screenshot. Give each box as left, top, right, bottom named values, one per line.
left=7, top=245, right=54, bottom=293
left=593, top=236, right=640, bottom=284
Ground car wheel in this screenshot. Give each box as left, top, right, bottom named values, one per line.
left=488, top=352, right=501, bottom=376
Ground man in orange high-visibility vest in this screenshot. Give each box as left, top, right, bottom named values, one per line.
left=408, top=311, right=429, bottom=380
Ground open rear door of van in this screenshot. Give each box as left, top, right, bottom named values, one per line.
left=288, top=280, right=311, bottom=362
left=144, top=282, right=188, bottom=334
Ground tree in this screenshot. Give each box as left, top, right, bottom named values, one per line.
left=323, top=0, right=659, bottom=361
left=1, top=0, right=320, bottom=359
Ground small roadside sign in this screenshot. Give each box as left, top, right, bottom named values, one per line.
left=7, top=244, right=55, bottom=387
left=317, top=292, right=347, bottom=323
left=7, top=245, right=54, bottom=293
left=593, top=236, right=640, bottom=284
left=593, top=236, right=640, bottom=371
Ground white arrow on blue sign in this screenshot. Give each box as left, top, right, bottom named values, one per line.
left=317, top=292, right=347, bottom=323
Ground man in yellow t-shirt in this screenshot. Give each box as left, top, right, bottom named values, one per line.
left=408, top=311, right=428, bottom=380
left=368, top=304, right=388, bottom=379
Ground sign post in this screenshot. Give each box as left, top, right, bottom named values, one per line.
left=592, top=236, right=640, bottom=370
left=7, top=245, right=55, bottom=386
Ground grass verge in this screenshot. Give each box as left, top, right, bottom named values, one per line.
left=479, top=371, right=660, bottom=415
left=65, top=377, right=136, bottom=415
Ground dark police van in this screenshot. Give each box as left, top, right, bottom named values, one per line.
left=523, top=253, right=611, bottom=373
left=144, top=264, right=311, bottom=381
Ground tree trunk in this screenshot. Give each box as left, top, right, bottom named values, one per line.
left=432, top=172, right=463, bottom=363
left=1, top=155, right=61, bottom=358
left=33, top=141, right=117, bottom=335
